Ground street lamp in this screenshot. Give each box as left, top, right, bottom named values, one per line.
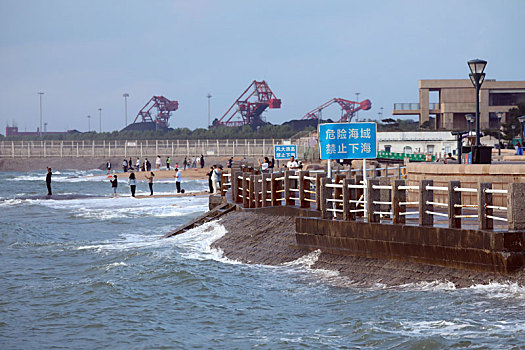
left=465, top=113, right=474, bottom=141
left=206, top=93, right=212, bottom=128
left=38, top=92, right=44, bottom=136
left=87, top=115, right=91, bottom=132
left=123, top=93, right=129, bottom=127
left=496, top=112, right=504, bottom=156
left=467, top=59, right=487, bottom=149
left=98, top=108, right=102, bottom=133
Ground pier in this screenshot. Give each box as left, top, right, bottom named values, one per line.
left=219, top=163, right=525, bottom=273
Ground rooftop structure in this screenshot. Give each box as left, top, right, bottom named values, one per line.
left=393, top=79, right=525, bottom=130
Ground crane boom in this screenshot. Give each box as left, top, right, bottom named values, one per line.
left=301, top=98, right=372, bottom=122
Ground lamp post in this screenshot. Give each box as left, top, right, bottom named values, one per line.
left=98, top=108, right=102, bottom=133
left=38, top=92, right=44, bottom=136
left=123, top=93, right=129, bottom=127
left=87, top=115, right=91, bottom=132
left=206, top=93, right=212, bottom=128
left=496, top=112, right=504, bottom=157
left=467, top=59, right=487, bottom=150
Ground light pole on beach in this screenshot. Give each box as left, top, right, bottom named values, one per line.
left=207, top=93, right=212, bottom=128
left=98, top=108, right=102, bottom=133
left=38, top=92, right=44, bottom=136
left=123, top=93, right=129, bottom=127
left=87, top=115, right=91, bottom=132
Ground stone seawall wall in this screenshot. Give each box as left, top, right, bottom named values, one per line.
left=296, top=218, right=525, bottom=273
left=406, top=163, right=525, bottom=207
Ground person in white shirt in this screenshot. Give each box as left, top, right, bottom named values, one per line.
left=258, top=156, right=270, bottom=173
left=211, top=165, right=221, bottom=194
left=174, top=168, right=182, bottom=193
left=286, top=156, right=299, bottom=171
left=155, top=155, right=162, bottom=169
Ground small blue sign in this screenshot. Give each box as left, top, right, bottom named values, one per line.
left=274, top=144, right=297, bottom=160
left=319, top=122, right=377, bottom=160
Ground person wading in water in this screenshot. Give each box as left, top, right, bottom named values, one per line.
left=145, top=172, right=155, bottom=196
left=46, top=167, right=52, bottom=196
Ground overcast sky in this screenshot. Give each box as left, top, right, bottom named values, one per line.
left=1, top=0, right=524, bottom=133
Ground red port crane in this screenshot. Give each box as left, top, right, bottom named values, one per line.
left=214, top=80, right=281, bottom=127
left=133, top=96, right=179, bottom=128
left=301, top=98, right=372, bottom=122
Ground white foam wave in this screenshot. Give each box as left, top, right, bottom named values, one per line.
left=168, top=220, right=241, bottom=264
left=77, top=233, right=169, bottom=251
left=467, top=281, right=525, bottom=299
left=105, top=262, right=128, bottom=270
left=395, top=280, right=457, bottom=291
left=282, top=249, right=340, bottom=278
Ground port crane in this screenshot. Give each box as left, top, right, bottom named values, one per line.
left=213, top=80, right=281, bottom=127
left=301, top=98, right=372, bottom=122
left=132, top=96, right=179, bottom=128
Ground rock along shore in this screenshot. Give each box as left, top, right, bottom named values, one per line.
left=211, top=211, right=525, bottom=288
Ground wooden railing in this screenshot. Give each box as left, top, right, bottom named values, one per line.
left=223, top=165, right=525, bottom=232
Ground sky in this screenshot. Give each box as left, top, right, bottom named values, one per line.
left=1, top=0, right=524, bottom=134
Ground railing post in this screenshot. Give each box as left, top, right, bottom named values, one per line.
left=396, top=164, right=401, bottom=179
left=448, top=180, right=462, bottom=228
left=315, top=173, right=324, bottom=210
left=367, top=179, right=380, bottom=222
left=384, top=164, right=389, bottom=179
left=334, top=174, right=345, bottom=214
left=298, top=170, right=308, bottom=208
left=270, top=173, right=278, bottom=206
left=508, top=183, right=525, bottom=231
left=419, top=180, right=434, bottom=226
left=342, top=178, right=350, bottom=220
left=478, top=183, right=493, bottom=230
left=253, top=174, right=262, bottom=208
left=393, top=179, right=406, bottom=224
left=320, top=177, right=330, bottom=219
left=248, top=174, right=255, bottom=208
left=284, top=170, right=291, bottom=206
left=231, top=171, right=239, bottom=202
left=372, top=165, right=377, bottom=179
left=242, top=173, right=249, bottom=208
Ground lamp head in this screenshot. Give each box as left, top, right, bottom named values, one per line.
left=468, top=59, right=487, bottom=75
left=518, top=116, right=525, bottom=124
left=496, top=112, right=504, bottom=121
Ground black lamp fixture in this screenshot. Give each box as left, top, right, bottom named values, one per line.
left=496, top=111, right=504, bottom=157
left=467, top=59, right=487, bottom=148
left=518, top=115, right=525, bottom=146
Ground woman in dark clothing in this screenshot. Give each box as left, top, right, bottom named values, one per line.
left=145, top=172, right=155, bottom=196
left=110, top=175, right=118, bottom=198
left=128, top=172, right=136, bottom=197
left=206, top=166, right=214, bottom=193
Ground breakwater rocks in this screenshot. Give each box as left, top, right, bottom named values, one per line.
left=211, top=211, right=525, bottom=288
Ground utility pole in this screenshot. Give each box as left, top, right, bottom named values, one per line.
left=38, top=92, right=44, bottom=136
left=98, top=108, right=102, bottom=133
left=123, top=93, right=129, bottom=127
left=207, top=93, right=212, bottom=128
left=87, top=115, right=91, bottom=132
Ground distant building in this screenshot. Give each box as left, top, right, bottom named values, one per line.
left=393, top=79, right=525, bottom=130
left=5, top=125, right=77, bottom=137
left=378, top=131, right=456, bottom=155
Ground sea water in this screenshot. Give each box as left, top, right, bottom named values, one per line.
left=1, top=170, right=524, bottom=349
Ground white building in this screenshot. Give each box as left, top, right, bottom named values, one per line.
left=378, top=131, right=457, bottom=155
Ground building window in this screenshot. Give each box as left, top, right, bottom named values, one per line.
left=427, top=145, right=435, bottom=153
left=384, top=145, right=391, bottom=152
left=403, top=146, right=413, bottom=154
left=489, top=92, right=525, bottom=106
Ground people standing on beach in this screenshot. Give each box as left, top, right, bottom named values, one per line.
left=136, top=157, right=141, bottom=172
left=183, top=157, right=187, bottom=170
left=145, top=158, right=151, bottom=171
left=110, top=175, right=118, bottom=198
left=128, top=157, right=133, bottom=171
left=166, top=156, right=171, bottom=170
left=227, top=157, right=233, bottom=168
left=206, top=166, right=214, bottom=193
left=145, top=172, right=155, bottom=196
left=123, top=159, right=128, bottom=173
left=128, top=172, right=136, bottom=197
left=156, top=155, right=161, bottom=169
left=106, top=160, right=111, bottom=174
left=46, top=167, right=52, bottom=196
left=200, top=154, right=205, bottom=168
left=286, top=155, right=299, bottom=171
left=174, top=162, right=178, bottom=170
left=270, top=157, right=275, bottom=170
left=192, top=156, right=197, bottom=168
left=174, top=168, right=182, bottom=193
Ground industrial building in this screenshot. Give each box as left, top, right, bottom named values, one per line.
left=393, top=79, right=525, bottom=130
